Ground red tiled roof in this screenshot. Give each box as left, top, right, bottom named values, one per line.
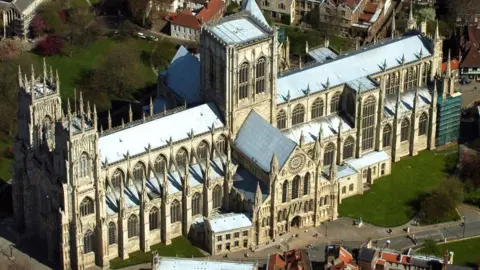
left=268, top=249, right=313, bottom=270
left=359, top=12, right=373, bottom=21
left=329, top=0, right=362, bottom=10
left=377, top=259, right=386, bottom=265
left=461, top=26, right=480, bottom=68
left=338, top=247, right=354, bottom=263
left=442, top=59, right=460, bottom=72
left=196, top=0, right=225, bottom=23
left=364, top=1, right=377, bottom=13
left=171, top=9, right=200, bottom=29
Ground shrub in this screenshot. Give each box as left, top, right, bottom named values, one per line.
left=0, top=39, right=21, bottom=62
left=36, top=34, right=64, bottom=56
left=30, top=15, right=47, bottom=38
left=281, top=15, right=291, bottom=25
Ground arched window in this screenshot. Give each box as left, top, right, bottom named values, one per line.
left=84, top=230, right=94, bottom=253
left=349, top=183, right=354, bottom=191
left=303, top=173, right=310, bottom=195
left=176, top=148, right=188, bottom=169
left=171, top=200, right=181, bottom=223
left=386, top=73, right=400, bottom=95
left=291, top=104, right=305, bottom=126
left=422, top=62, right=431, bottom=83
left=255, top=57, right=266, bottom=94
left=108, top=222, right=116, bottom=245
left=278, top=2, right=285, bottom=9
left=128, top=215, right=139, bottom=238
left=323, top=143, right=335, bottom=166
left=79, top=153, right=89, bottom=178
left=133, top=162, right=145, bottom=182
left=111, top=169, right=124, bottom=189
left=343, top=137, right=354, bottom=159
left=383, top=125, right=392, bottom=148
left=311, top=98, right=324, bottom=119
left=362, top=96, right=376, bottom=151
left=324, top=196, right=328, bottom=205
left=213, top=185, right=222, bottom=208
left=80, top=197, right=94, bottom=216
left=149, top=207, right=159, bottom=230
left=309, top=200, right=314, bottom=211
left=330, top=92, right=341, bottom=113
left=292, top=176, right=300, bottom=199
left=401, top=119, right=410, bottom=142
left=277, top=211, right=282, bottom=222
left=282, top=181, right=288, bottom=203
left=216, top=135, right=227, bottom=155
left=192, top=192, right=201, bottom=216
left=404, top=67, right=418, bottom=91
left=419, top=113, right=428, bottom=136
left=304, top=202, right=308, bottom=212
left=42, top=116, right=53, bottom=141
left=346, top=93, right=355, bottom=116
left=197, top=141, right=209, bottom=161
left=277, top=110, right=287, bottom=129
left=238, top=63, right=249, bottom=100
left=209, top=49, right=215, bottom=92
left=154, top=155, right=167, bottom=175
left=342, top=186, right=346, bottom=194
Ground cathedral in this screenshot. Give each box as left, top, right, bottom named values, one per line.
left=12, top=0, right=459, bottom=269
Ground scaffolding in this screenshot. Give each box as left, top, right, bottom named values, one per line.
left=436, top=92, right=462, bottom=147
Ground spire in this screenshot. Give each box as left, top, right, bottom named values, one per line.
left=409, top=0, right=414, bottom=21
left=79, top=91, right=84, bottom=115
left=305, top=41, right=309, bottom=54
left=67, top=98, right=71, bottom=116
left=121, top=118, right=125, bottom=128
left=149, top=97, right=154, bottom=117
left=163, top=161, right=169, bottom=197
left=129, top=104, right=133, bottom=123
left=254, top=182, right=262, bottom=206
left=318, top=125, right=323, bottom=145
left=30, top=64, right=35, bottom=97
left=93, top=104, right=98, bottom=129
left=86, top=101, right=91, bottom=121
left=313, top=139, right=321, bottom=162
left=55, top=69, right=60, bottom=94
left=447, top=49, right=452, bottom=77
left=406, top=0, right=417, bottom=31
left=43, top=58, right=47, bottom=82
left=299, top=57, right=303, bottom=69
left=434, top=20, right=440, bottom=40
left=391, top=9, right=396, bottom=38
left=299, top=130, right=305, bottom=147
left=270, top=153, right=279, bottom=174
left=18, top=65, right=23, bottom=88
left=329, top=162, right=337, bottom=180
left=241, top=0, right=268, bottom=26
left=49, top=65, right=53, bottom=83
left=108, top=110, right=112, bottom=129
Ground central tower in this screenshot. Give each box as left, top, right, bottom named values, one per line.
left=200, top=0, right=278, bottom=135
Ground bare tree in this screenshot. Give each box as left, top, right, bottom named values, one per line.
left=445, top=0, right=480, bottom=25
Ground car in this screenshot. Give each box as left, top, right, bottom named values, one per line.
left=137, top=32, right=146, bottom=39
left=460, top=76, right=471, bottom=85
left=147, top=35, right=159, bottom=42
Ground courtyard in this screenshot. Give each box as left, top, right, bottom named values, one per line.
left=417, top=237, right=480, bottom=266
left=339, top=146, right=458, bottom=227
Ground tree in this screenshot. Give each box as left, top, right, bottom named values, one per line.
left=36, top=34, right=65, bottom=55
left=444, top=0, right=480, bottom=25
left=127, top=0, right=150, bottom=26
left=83, top=43, right=144, bottom=99
left=415, top=8, right=436, bottom=22
left=227, top=2, right=240, bottom=14
left=421, top=239, right=440, bottom=256
left=30, top=15, right=47, bottom=38
left=37, top=1, right=67, bottom=34
left=151, top=41, right=176, bottom=71
left=437, top=178, right=465, bottom=204
left=66, top=6, right=99, bottom=47
left=0, top=39, right=21, bottom=62
left=420, top=184, right=457, bottom=224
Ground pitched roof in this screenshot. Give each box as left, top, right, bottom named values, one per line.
left=241, top=0, right=268, bottom=25
left=441, top=59, right=460, bottom=72
left=267, top=249, right=313, bottom=270
left=234, top=111, right=296, bottom=173
left=165, top=46, right=201, bottom=104
left=171, top=9, right=201, bottom=29
left=210, top=17, right=269, bottom=45
left=196, top=0, right=225, bottom=23
left=358, top=247, right=377, bottom=262
left=233, top=166, right=269, bottom=201
left=461, top=26, right=480, bottom=68
left=344, top=151, right=389, bottom=171
left=206, top=213, right=252, bottom=233
left=277, top=35, right=432, bottom=104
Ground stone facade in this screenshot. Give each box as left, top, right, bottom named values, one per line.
left=11, top=4, right=455, bottom=270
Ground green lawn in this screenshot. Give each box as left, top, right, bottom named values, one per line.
left=0, top=137, right=13, bottom=185
left=417, top=237, right=480, bottom=267
left=338, top=147, right=458, bottom=227
left=109, top=236, right=204, bottom=269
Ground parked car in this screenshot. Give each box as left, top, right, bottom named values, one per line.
left=147, top=35, right=159, bottom=42
left=137, top=32, right=146, bottom=39
left=460, top=76, right=471, bottom=85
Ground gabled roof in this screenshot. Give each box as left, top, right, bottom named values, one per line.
left=206, top=213, right=252, bottom=233
left=358, top=247, right=377, bottom=263
left=165, top=46, right=201, bottom=104
left=234, top=110, right=296, bottom=173
left=344, top=151, right=389, bottom=171
left=171, top=9, right=201, bottom=29
left=241, top=0, right=268, bottom=25
left=196, top=0, right=225, bottom=23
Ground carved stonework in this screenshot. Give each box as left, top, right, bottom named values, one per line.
left=288, top=154, right=306, bottom=173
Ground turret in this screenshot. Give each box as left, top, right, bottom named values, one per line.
left=270, top=152, right=279, bottom=174
left=254, top=182, right=262, bottom=207
left=407, top=0, right=417, bottom=30
left=391, top=9, right=396, bottom=38
left=299, top=130, right=305, bottom=147
left=149, top=97, right=154, bottom=117
left=107, top=110, right=112, bottom=129
left=129, top=104, right=133, bottom=123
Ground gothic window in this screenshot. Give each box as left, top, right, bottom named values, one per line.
left=213, top=185, right=222, bottom=208
left=79, top=153, right=89, bottom=178
left=304, top=202, right=308, bottom=212
left=278, top=3, right=285, bottom=9
left=238, top=63, right=249, bottom=100
left=404, top=67, right=418, bottom=91
left=216, top=135, right=227, bottom=155
left=176, top=148, right=188, bottom=169
left=323, top=143, right=335, bottom=166
left=111, top=169, right=124, bottom=189
left=303, top=173, right=310, bottom=195
left=386, top=73, right=400, bottom=95
left=209, top=50, right=215, bottom=92
left=192, top=192, right=201, bottom=216
left=255, top=57, right=266, bottom=94
left=84, top=230, right=94, bottom=253
left=291, top=104, right=305, bottom=126
left=311, top=98, right=324, bottom=119
left=128, top=215, right=139, bottom=238
left=419, top=113, right=428, bottom=136
left=154, top=155, right=167, bottom=175
left=346, top=93, right=355, bottom=116
left=422, top=62, right=431, bottom=83
left=42, top=116, right=53, bottom=142
left=197, top=141, right=209, bottom=161
left=277, top=211, right=282, bottom=222
left=401, top=119, right=410, bottom=142
left=149, top=207, right=159, bottom=230
left=108, top=222, right=116, bottom=245
left=324, top=196, right=328, bottom=205
left=381, top=163, right=386, bottom=175
left=307, top=150, right=314, bottom=160
left=349, top=184, right=354, bottom=191
left=282, top=181, right=288, bottom=203
left=330, top=92, right=341, bottom=113
left=171, top=200, right=181, bottom=223
left=133, top=162, right=146, bottom=182
left=80, top=197, right=94, bottom=216
left=292, top=176, right=300, bottom=199
left=277, top=110, right=287, bottom=129
left=342, top=186, right=346, bottom=194
left=343, top=137, right=355, bottom=159
left=383, top=124, right=392, bottom=147
left=362, top=96, right=376, bottom=151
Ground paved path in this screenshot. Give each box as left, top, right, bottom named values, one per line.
left=457, top=82, right=480, bottom=107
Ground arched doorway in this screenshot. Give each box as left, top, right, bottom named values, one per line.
left=291, top=216, right=301, bottom=228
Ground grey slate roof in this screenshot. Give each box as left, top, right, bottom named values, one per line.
left=357, top=247, right=377, bottom=262
left=234, top=110, right=296, bottom=173
left=13, top=0, right=35, bottom=13
left=233, top=166, right=269, bottom=202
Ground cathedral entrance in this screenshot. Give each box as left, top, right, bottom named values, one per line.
left=290, top=216, right=301, bottom=228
